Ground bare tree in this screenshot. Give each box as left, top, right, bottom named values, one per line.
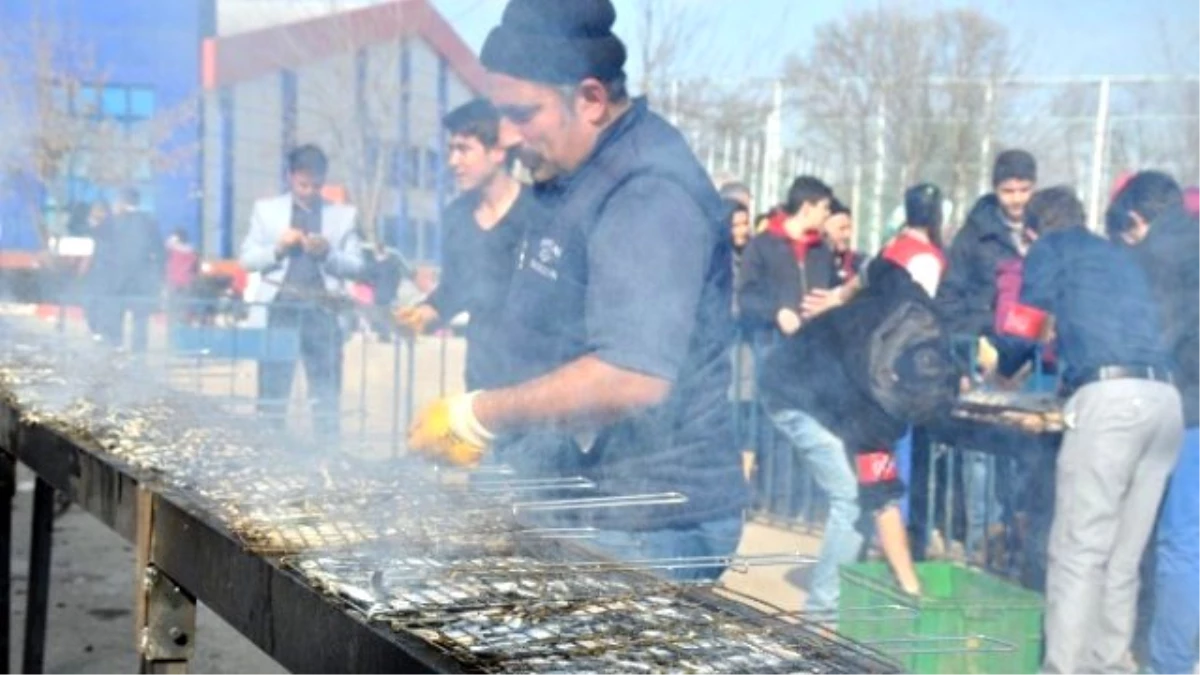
left=265, top=3, right=421, bottom=246
left=782, top=6, right=1017, bottom=239
left=1153, top=17, right=1200, bottom=182
left=0, top=16, right=196, bottom=245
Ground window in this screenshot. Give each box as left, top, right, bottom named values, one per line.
left=129, top=87, right=155, bottom=118
left=423, top=148, right=440, bottom=191
left=102, top=87, right=127, bottom=117
left=406, top=147, right=421, bottom=189
left=77, top=86, right=99, bottom=116
left=41, top=83, right=159, bottom=232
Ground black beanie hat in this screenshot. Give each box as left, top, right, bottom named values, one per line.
left=480, top=0, right=627, bottom=85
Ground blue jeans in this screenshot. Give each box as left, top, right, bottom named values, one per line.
left=895, top=427, right=913, bottom=523
left=770, top=409, right=861, bottom=615
left=1149, top=426, right=1199, bottom=674
left=963, top=450, right=1004, bottom=557
left=590, top=515, right=745, bottom=582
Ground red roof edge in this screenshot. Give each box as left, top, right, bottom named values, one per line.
left=205, top=0, right=484, bottom=94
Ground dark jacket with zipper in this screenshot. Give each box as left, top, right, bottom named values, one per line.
left=1129, top=205, right=1200, bottom=426
left=490, top=98, right=746, bottom=531
left=736, top=234, right=843, bottom=333
left=937, top=194, right=1022, bottom=338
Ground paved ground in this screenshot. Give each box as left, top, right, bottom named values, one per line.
left=4, top=311, right=824, bottom=673
left=6, top=466, right=285, bottom=673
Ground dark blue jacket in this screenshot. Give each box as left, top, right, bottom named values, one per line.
left=937, top=194, right=1022, bottom=337
left=1020, top=226, right=1169, bottom=390
left=1129, top=206, right=1200, bottom=425
left=492, top=98, right=746, bottom=530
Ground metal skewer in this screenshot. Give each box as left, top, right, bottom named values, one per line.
left=469, top=476, right=597, bottom=493
left=510, top=492, right=688, bottom=514
left=524, top=552, right=818, bottom=575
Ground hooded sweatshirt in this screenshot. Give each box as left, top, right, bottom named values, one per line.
left=736, top=212, right=845, bottom=332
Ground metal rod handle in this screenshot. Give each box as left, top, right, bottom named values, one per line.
left=511, top=491, right=687, bottom=514
left=864, top=634, right=1018, bottom=655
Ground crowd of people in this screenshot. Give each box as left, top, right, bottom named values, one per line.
left=717, top=154, right=1198, bottom=672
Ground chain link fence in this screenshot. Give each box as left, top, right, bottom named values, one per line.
left=650, top=75, right=1198, bottom=253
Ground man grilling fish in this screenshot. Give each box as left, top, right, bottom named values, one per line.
left=406, top=0, right=746, bottom=581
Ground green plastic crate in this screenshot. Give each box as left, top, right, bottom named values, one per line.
left=839, top=562, right=1043, bottom=674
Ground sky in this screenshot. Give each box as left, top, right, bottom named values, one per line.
left=429, top=0, right=1200, bottom=85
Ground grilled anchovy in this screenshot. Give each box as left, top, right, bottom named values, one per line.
left=1, top=321, right=893, bottom=674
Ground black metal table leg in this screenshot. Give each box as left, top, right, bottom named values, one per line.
left=21, top=479, right=54, bottom=674
left=1, top=451, right=16, bottom=674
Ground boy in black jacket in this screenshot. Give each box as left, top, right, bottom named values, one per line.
left=761, top=257, right=959, bottom=617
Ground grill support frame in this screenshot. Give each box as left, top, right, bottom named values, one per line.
left=0, top=402, right=469, bottom=674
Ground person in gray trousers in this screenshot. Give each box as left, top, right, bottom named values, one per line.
left=999, top=187, right=1183, bottom=673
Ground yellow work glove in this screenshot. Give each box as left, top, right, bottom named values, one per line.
left=394, top=304, right=438, bottom=335
left=977, top=336, right=999, bottom=376
left=406, top=392, right=495, bottom=468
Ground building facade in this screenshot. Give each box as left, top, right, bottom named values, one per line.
left=1, top=0, right=481, bottom=267
left=203, top=0, right=482, bottom=262
left=0, top=0, right=215, bottom=252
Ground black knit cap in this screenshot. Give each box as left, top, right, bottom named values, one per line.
left=480, top=0, right=627, bottom=85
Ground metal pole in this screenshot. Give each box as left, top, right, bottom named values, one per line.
left=978, top=80, right=995, bottom=198
left=762, top=81, right=784, bottom=211
left=391, top=333, right=402, bottom=458
left=1087, top=77, right=1112, bottom=233
left=668, top=79, right=680, bottom=127
left=748, top=140, right=762, bottom=215
left=870, top=94, right=887, bottom=253
left=1, top=452, right=14, bottom=672
left=736, top=137, right=748, bottom=182
left=851, top=162, right=864, bottom=249
left=22, top=479, right=55, bottom=675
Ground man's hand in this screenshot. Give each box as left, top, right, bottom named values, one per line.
left=276, top=228, right=305, bottom=257
left=800, top=287, right=843, bottom=320
left=395, top=304, right=439, bottom=335
left=303, top=233, right=330, bottom=259
left=407, top=392, right=495, bottom=468
left=776, top=308, right=802, bottom=336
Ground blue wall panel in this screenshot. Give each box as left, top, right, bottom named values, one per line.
left=0, top=0, right=214, bottom=251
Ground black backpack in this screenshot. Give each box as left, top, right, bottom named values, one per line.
left=838, top=259, right=959, bottom=425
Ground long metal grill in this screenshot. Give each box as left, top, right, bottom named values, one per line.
left=0, top=321, right=898, bottom=674
left=282, top=550, right=892, bottom=673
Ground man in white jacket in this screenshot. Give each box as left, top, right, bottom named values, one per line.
left=238, top=144, right=363, bottom=440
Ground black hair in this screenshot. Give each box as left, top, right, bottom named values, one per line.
left=443, top=98, right=502, bottom=148
left=288, top=144, right=329, bottom=178
left=1105, top=170, right=1183, bottom=238
left=725, top=199, right=749, bottom=216
left=992, top=149, right=1037, bottom=186
left=173, top=227, right=190, bottom=244
left=905, top=183, right=942, bottom=228
left=829, top=197, right=851, bottom=217
left=120, top=186, right=140, bottom=207
left=1027, top=186, right=1086, bottom=234
left=783, top=175, right=833, bottom=215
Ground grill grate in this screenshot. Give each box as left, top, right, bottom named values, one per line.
left=286, top=553, right=894, bottom=674
left=1, top=323, right=898, bottom=674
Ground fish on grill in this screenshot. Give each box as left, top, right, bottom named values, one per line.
left=0, top=321, right=898, bottom=675
left=953, top=389, right=1064, bottom=433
